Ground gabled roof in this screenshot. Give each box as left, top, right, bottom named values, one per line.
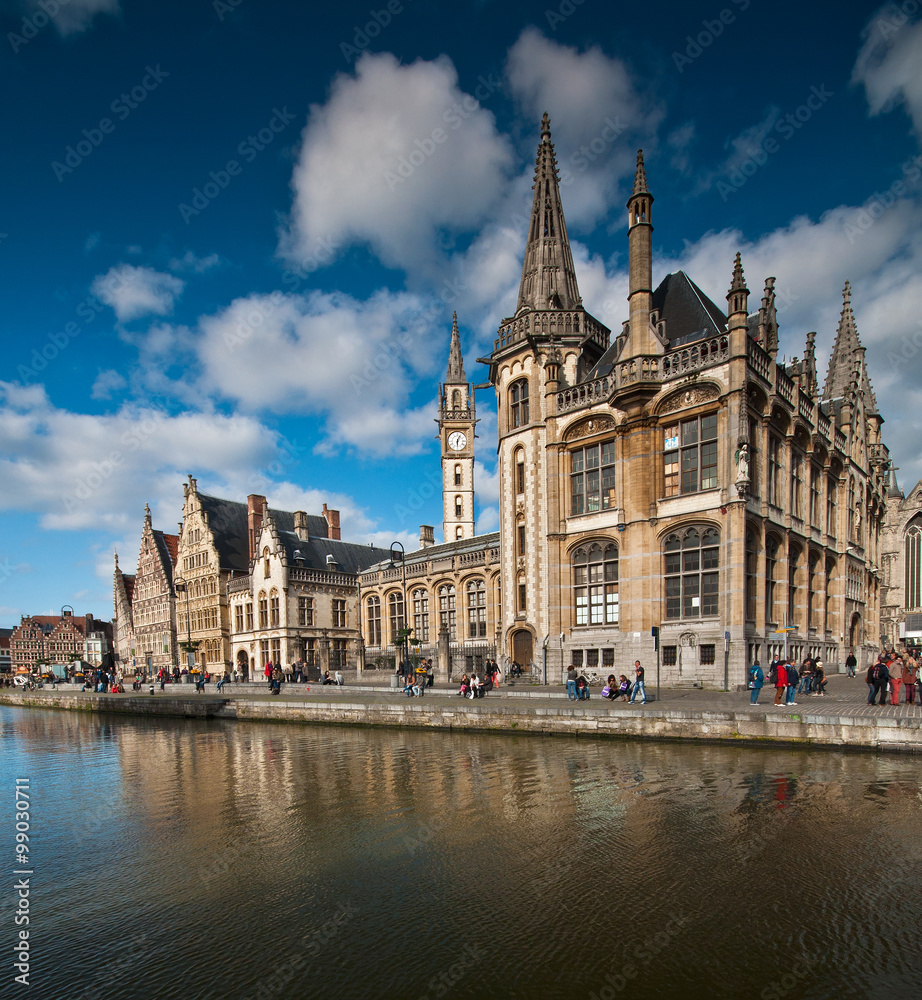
left=196, top=493, right=327, bottom=572
left=651, top=270, right=727, bottom=347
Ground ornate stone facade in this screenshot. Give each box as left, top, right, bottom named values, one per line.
left=880, top=474, right=922, bottom=650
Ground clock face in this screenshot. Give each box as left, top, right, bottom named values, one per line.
left=448, top=431, right=467, bottom=451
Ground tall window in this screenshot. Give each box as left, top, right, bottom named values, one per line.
left=258, top=593, right=268, bottom=629
left=438, top=584, right=456, bottom=640
left=454, top=464, right=462, bottom=486
left=271, top=638, right=281, bottom=664
left=366, top=596, right=381, bottom=646
left=515, top=450, right=525, bottom=494
left=847, top=478, right=856, bottom=541
left=235, top=605, right=244, bottom=633
left=788, top=544, right=801, bottom=626
left=269, top=592, right=280, bottom=628
left=467, top=579, right=487, bottom=638
left=246, top=603, right=254, bottom=631
left=791, top=454, right=804, bottom=520
left=826, top=477, right=837, bottom=538
left=664, top=414, right=718, bottom=497
left=571, top=442, right=616, bottom=514
left=907, top=524, right=922, bottom=609
left=745, top=531, right=758, bottom=621
left=573, top=543, right=619, bottom=626
left=664, top=527, right=719, bottom=619
left=765, top=537, right=779, bottom=624
left=388, top=592, right=405, bottom=644
left=808, top=552, right=820, bottom=630
left=298, top=596, right=313, bottom=626
left=809, top=466, right=821, bottom=527
left=516, top=523, right=526, bottom=559
left=412, top=588, right=429, bottom=643
left=748, top=418, right=760, bottom=498
left=263, top=548, right=270, bottom=578
left=332, top=639, right=347, bottom=669
left=510, top=379, right=529, bottom=428
left=767, top=436, right=783, bottom=506
left=332, top=600, right=346, bottom=628
left=455, top=496, right=463, bottom=518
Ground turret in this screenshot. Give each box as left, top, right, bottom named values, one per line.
left=625, top=149, right=658, bottom=356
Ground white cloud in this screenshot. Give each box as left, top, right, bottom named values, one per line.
left=91, top=369, right=127, bottom=400
left=23, top=0, right=119, bottom=36
left=91, top=264, right=184, bottom=323
left=280, top=52, right=513, bottom=278
left=168, top=250, right=222, bottom=273
left=505, top=27, right=664, bottom=228
left=189, top=288, right=448, bottom=455
left=853, top=7, right=922, bottom=138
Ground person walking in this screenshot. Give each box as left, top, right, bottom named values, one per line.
left=629, top=661, right=646, bottom=704
left=845, top=650, right=857, bottom=678
left=786, top=660, right=799, bottom=706
left=748, top=661, right=764, bottom=705
left=903, top=658, right=918, bottom=704
left=889, top=657, right=903, bottom=706
left=772, top=660, right=787, bottom=706
left=866, top=659, right=889, bottom=706
left=566, top=665, right=578, bottom=701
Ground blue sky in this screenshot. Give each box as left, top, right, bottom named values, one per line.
left=1, top=0, right=921, bottom=626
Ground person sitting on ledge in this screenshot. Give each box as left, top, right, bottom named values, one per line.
left=458, top=674, right=470, bottom=697
left=616, top=675, right=631, bottom=701
left=322, top=670, right=336, bottom=686
left=576, top=676, right=590, bottom=700
left=469, top=672, right=481, bottom=699
left=601, top=675, right=617, bottom=700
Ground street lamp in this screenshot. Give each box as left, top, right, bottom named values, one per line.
left=173, top=576, right=199, bottom=679
left=390, top=542, right=410, bottom=680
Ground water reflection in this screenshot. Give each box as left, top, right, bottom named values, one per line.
left=1, top=707, right=920, bottom=1000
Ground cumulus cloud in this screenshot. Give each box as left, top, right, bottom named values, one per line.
left=22, top=0, right=119, bottom=36
left=853, top=6, right=922, bottom=137
left=505, top=27, right=664, bottom=228
left=188, top=288, right=449, bottom=455
left=91, top=264, right=184, bottom=323
left=280, top=52, right=513, bottom=278
left=168, top=250, right=222, bottom=273
left=91, top=369, right=127, bottom=400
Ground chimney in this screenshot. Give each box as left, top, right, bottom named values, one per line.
left=247, top=494, right=267, bottom=562
left=322, top=503, right=341, bottom=540
left=420, top=525, right=435, bottom=549
left=293, top=511, right=309, bottom=541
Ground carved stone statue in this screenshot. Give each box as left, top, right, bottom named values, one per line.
left=735, top=442, right=750, bottom=484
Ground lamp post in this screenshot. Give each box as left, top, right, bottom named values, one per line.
left=390, top=541, right=410, bottom=679
left=173, top=576, right=199, bottom=678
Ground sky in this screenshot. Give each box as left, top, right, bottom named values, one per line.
left=1, top=0, right=921, bottom=626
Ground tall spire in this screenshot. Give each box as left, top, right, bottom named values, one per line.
left=726, top=252, right=749, bottom=335
left=515, top=113, right=581, bottom=313
left=624, top=148, right=658, bottom=357
left=446, top=311, right=466, bottom=383
left=823, top=281, right=868, bottom=402
left=632, top=148, right=649, bottom=195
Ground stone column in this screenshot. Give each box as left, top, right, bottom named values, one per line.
left=319, top=636, right=331, bottom=676
left=355, top=636, right=365, bottom=678
left=437, top=625, right=451, bottom=684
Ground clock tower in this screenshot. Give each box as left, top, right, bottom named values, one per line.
left=439, top=313, right=476, bottom=542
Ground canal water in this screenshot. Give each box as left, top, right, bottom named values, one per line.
left=1, top=706, right=920, bottom=1000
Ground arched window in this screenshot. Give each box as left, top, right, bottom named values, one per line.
left=515, top=449, right=525, bottom=494
left=807, top=551, right=820, bottom=630
left=454, top=463, right=462, bottom=486
left=438, top=584, right=456, bottom=640
left=455, top=495, right=463, bottom=518
left=257, top=591, right=268, bottom=630
left=466, top=579, right=487, bottom=637
left=788, top=543, right=802, bottom=626
left=263, top=547, right=270, bottom=578
left=412, top=588, right=429, bottom=643
left=765, top=537, right=779, bottom=625
left=387, top=592, right=405, bottom=644
left=664, top=527, right=719, bottom=619
left=745, top=530, right=758, bottom=621
left=366, top=596, right=381, bottom=646
left=456, top=527, right=463, bottom=539
left=571, top=442, right=616, bottom=514
left=573, top=543, right=619, bottom=625
left=452, top=389, right=461, bottom=409
left=510, top=379, right=529, bottom=428
left=907, top=524, right=922, bottom=609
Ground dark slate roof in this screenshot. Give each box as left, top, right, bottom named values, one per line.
left=652, top=271, right=727, bottom=347
left=197, top=493, right=328, bottom=572
left=278, top=531, right=391, bottom=574
left=152, top=530, right=176, bottom=586
left=362, top=532, right=501, bottom=573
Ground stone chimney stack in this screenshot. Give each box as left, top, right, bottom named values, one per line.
left=322, top=504, right=341, bottom=540
left=420, top=525, right=435, bottom=549
left=247, top=494, right=267, bottom=562
left=293, top=511, right=309, bottom=541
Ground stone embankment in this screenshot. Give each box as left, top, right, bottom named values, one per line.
left=2, top=675, right=921, bottom=752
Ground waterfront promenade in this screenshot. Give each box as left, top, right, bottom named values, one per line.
left=3, top=673, right=921, bottom=752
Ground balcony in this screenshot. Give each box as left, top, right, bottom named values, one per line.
left=662, top=335, right=729, bottom=381
left=494, top=310, right=609, bottom=352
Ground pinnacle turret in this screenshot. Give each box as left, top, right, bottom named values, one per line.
left=515, top=114, right=581, bottom=313
left=823, top=281, right=877, bottom=410
left=632, top=148, right=649, bottom=195
left=726, top=252, right=749, bottom=331
left=445, top=311, right=466, bottom=383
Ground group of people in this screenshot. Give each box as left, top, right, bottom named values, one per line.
left=457, top=661, right=500, bottom=699
left=748, top=656, right=828, bottom=706
left=567, top=661, right=647, bottom=704
left=865, top=651, right=919, bottom=706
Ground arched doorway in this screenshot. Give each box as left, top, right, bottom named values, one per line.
left=512, top=629, right=533, bottom=670
left=849, top=612, right=862, bottom=651
left=236, top=649, right=249, bottom=680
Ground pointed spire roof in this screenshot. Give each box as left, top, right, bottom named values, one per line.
left=516, top=113, right=581, bottom=313
left=446, top=311, right=466, bottom=383
left=632, top=148, right=649, bottom=196
left=823, top=281, right=878, bottom=410
left=729, top=252, right=747, bottom=293
left=888, top=467, right=903, bottom=499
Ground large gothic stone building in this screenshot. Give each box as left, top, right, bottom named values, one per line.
left=361, top=115, right=894, bottom=687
